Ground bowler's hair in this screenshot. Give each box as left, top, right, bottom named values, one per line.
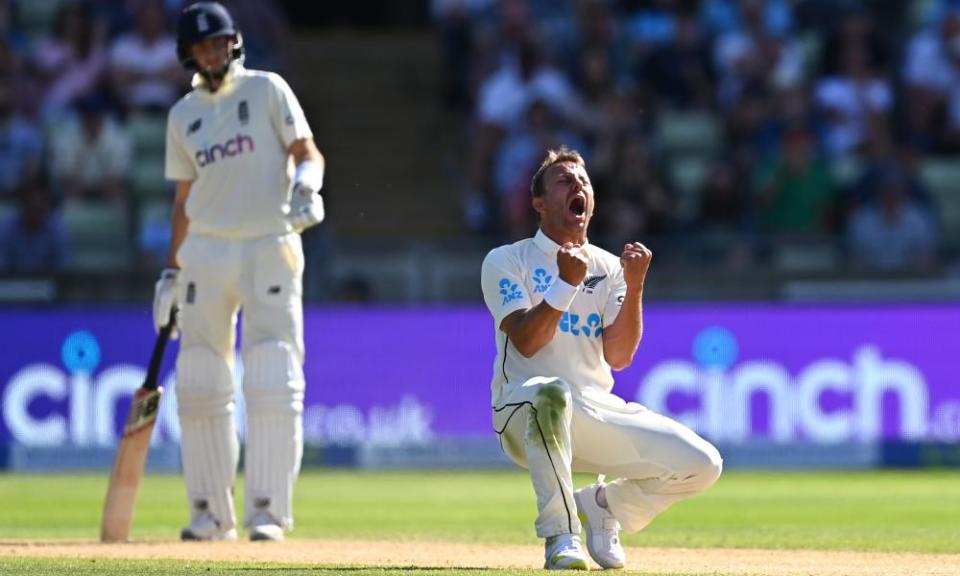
left=530, top=147, right=586, bottom=197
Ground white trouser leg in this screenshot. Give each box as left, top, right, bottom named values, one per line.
left=176, top=234, right=242, bottom=531
left=570, top=389, right=723, bottom=533
left=241, top=341, right=304, bottom=529
left=239, top=233, right=305, bottom=529
left=176, top=346, right=239, bottom=531
left=494, top=377, right=579, bottom=538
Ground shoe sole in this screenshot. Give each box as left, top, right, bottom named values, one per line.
left=544, top=557, right=589, bottom=570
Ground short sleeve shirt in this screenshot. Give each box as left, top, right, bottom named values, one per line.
left=481, top=229, right=627, bottom=406
left=165, top=63, right=312, bottom=238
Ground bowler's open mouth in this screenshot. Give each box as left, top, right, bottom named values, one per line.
left=569, top=195, right=586, bottom=216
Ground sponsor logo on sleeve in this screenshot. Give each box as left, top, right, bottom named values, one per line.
left=498, top=278, right=523, bottom=305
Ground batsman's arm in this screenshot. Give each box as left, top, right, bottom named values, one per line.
left=289, top=137, right=324, bottom=170
left=165, top=181, right=191, bottom=269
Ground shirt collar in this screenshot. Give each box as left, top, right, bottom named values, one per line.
left=533, top=228, right=589, bottom=256
left=192, top=61, right=244, bottom=98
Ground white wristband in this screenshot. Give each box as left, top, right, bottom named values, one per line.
left=295, top=160, right=324, bottom=194
left=543, top=278, right=579, bottom=311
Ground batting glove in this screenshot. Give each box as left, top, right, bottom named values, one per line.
left=288, top=160, right=325, bottom=232
left=153, top=268, right=180, bottom=339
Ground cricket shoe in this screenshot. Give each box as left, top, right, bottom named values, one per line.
left=544, top=533, right=589, bottom=570
left=180, top=511, right=237, bottom=541
left=249, top=510, right=285, bottom=542
left=575, top=484, right=625, bottom=569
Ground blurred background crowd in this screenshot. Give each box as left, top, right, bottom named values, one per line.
left=1, top=0, right=959, bottom=302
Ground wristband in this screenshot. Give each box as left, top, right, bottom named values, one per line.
left=543, top=278, right=579, bottom=311
left=294, top=160, right=324, bottom=194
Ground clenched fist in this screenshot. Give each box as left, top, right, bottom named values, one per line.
left=557, top=242, right=589, bottom=286
left=621, top=242, right=652, bottom=289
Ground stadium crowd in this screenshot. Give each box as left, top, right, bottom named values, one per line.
left=435, top=0, right=960, bottom=273
left=0, top=0, right=288, bottom=275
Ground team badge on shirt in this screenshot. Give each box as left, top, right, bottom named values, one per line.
left=582, top=274, right=607, bottom=294
left=499, top=278, right=523, bottom=305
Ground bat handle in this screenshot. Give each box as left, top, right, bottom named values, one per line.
left=145, top=307, right=178, bottom=390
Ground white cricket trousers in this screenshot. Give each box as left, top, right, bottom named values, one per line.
left=493, top=376, right=723, bottom=538
left=175, top=231, right=306, bottom=530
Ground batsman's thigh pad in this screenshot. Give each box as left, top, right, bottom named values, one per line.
left=175, top=346, right=239, bottom=530
left=241, top=233, right=305, bottom=363
left=241, top=340, right=305, bottom=529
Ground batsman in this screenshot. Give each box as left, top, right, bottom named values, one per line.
left=154, top=2, right=326, bottom=541
left=481, top=148, right=723, bottom=569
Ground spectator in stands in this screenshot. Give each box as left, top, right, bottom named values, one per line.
left=753, top=128, right=835, bottom=236
left=814, top=39, right=892, bottom=157
left=637, top=6, right=714, bottom=112
left=219, top=0, right=293, bottom=72
left=494, top=98, right=586, bottom=240
left=593, top=133, right=671, bottom=249
left=108, top=0, right=185, bottom=115
left=713, top=0, right=804, bottom=110
left=901, top=9, right=960, bottom=151
left=847, top=169, right=937, bottom=271
left=696, top=160, right=756, bottom=267
left=0, top=176, right=68, bottom=274
left=31, top=0, right=109, bottom=122
left=468, top=38, right=581, bottom=233
left=48, top=95, right=132, bottom=204
left=0, top=84, right=42, bottom=197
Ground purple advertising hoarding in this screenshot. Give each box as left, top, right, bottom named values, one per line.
left=1, top=304, right=958, bottom=448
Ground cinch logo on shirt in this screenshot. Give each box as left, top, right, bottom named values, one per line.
left=499, top=278, right=523, bottom=305
left=195, top=133, right=255, bottom=167
left=560, top=312, right=603, bottom=337
left=532, top=268, right=553, bottom=293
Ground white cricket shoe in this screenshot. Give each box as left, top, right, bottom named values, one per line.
left=544, top=533, right=589, bottom=570
left=180, top=511, right=238, bottom=541
left=575, top=484, right=625, bottom=569
left=249, top=510, right=285, bottom=542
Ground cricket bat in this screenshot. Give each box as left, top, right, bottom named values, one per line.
left=100, top=308, right=177, bottom=542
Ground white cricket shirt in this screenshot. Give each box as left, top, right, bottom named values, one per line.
left=481, top=229, right=628, bottom=406
left=165, top=62, right=312, bottom=238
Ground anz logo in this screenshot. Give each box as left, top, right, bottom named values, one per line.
left=560, top=312, right=603, bottom=338
left=499, top=278, right=524, bottom=305
left=195, top=133, right=255, bottom=167
left=532, top=268, right=553, bottom=293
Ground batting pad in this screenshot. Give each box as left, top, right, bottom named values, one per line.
left=176, top=346, right=239, bottom=531
left=241, top=340, right=305, bottom=529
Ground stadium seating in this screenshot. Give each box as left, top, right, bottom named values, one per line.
left=919, top=158, right=960, bottom=248
left=61, top=199, right=131, bottom=271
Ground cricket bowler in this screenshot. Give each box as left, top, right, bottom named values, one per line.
left=481, top=148, right=723, bottom=569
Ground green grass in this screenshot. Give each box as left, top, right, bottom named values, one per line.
left=2, top=469, right=959, bottom=574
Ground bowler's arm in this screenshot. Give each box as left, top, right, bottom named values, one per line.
left=500, top=304, right=564, bottom=358
left=601, top=286, right=643, bottom=370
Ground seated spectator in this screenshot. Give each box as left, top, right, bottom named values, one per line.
left=637, top=6, right=714, bottom=112
left=753, top=129, right=835, bottom=236
left=494, top=98, right=586, bottom=240
left=108, top=0, right=184, bottom=115
left=0, top=84, right=43, bottom=197
left=31, top=0, right=109, bottom=122
left=48, top=95, right=131, bottom=204
left=0, top=177, right=69, bottom=274
left=847, top=171, right=937, bottom=271
left=814, top=42, right=892, bottom=156
left=593, top=133, right=672, bottom=248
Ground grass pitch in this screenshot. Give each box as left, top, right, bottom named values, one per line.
left=1, top=469, right=958, bottom=574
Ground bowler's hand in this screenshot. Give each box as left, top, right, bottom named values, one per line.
left=557, top=243, right=589, bottom=286
left=621, top=242, right=652, bottom=289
